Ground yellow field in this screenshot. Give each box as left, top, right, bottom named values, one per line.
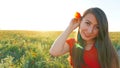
left=0, top=30, right=119, bottom=68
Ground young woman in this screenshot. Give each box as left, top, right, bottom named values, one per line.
left=49, top=7, right=119, bottom=68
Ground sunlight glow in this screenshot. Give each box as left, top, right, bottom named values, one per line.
left=0, top=0, right=120, bottom=32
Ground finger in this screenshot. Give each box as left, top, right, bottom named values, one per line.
left=78, top=19, right=81, bottom=23
left=71, top=18, right=77, bottom=23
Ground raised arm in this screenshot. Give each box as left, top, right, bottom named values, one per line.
left=49, top=18, right=80, bottom=57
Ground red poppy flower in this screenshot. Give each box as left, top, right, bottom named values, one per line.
left=74, top=12, right=81, bottom=19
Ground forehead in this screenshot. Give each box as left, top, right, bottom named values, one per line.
left=83, top=13, right=98, bottom=25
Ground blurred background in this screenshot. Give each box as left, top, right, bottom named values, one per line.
left=0, top=0, right=120, bottom=68
left=0, top=0, right=120, bottom=32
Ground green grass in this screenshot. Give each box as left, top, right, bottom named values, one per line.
left=0, top=30, right=119, bottom=68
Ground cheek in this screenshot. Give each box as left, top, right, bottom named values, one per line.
left=79, top=23, right=87, bottom=32
left=79, top=25, right=86, bottom=38
left=93, top=30, right=99, bottom=37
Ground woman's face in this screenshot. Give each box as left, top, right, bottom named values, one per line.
left=79, top=13, right=99, bottom=42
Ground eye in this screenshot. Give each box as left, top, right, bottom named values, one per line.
left=85, top=21, right=90, bottom=26
left=94, top=26, right=99, bottom=30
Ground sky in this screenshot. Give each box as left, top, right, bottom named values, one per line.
left=0, top=0, right=120, bottom=32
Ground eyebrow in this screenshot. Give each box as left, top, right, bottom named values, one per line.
left=85, top=19, right=98, bottom=26
left=86, top=19, right=91, bottom=23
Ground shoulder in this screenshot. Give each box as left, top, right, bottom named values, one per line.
left=66, top=38, right=76, bottom=66
left=66, top=38, right=76, bottom=45
left=66, top=38, right=76, bottom=50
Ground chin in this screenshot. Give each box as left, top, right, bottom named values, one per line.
left=83, top=38, right=91, bottom=41
left=81, top=33, right=95, bottom=41
left=81, top=35, right=94, bottom=41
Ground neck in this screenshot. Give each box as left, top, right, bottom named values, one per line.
left=85, top=39, right=95, bottom=45
left=84, top=40, right=95, bottom=50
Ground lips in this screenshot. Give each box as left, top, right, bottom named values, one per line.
left=84, top=32, right=91, bottom=38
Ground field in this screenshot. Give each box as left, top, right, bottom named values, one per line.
left=0, top=30, right=120, bottom=68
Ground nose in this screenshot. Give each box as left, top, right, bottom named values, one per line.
left=88, top=27, right=93, bottom=34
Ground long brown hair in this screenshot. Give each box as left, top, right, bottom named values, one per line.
left=71, top=7, right=119, bottom=68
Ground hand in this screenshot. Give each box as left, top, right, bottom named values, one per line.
left=68, top=18, right=81, bottom=31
